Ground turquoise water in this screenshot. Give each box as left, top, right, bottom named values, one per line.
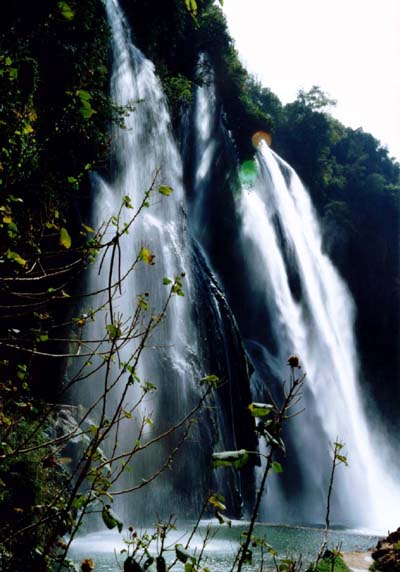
left=70, top=521, right=381, bottom=571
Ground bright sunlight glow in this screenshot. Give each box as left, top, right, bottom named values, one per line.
left=223, top=0, right=400, bottom=162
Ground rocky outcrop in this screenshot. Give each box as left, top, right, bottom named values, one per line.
left=372, top=527, right=400, bottom=571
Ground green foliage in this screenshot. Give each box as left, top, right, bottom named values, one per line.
left=101, top=505, right=123, bottom=532
left=175, top=544, right=195, bottom=563
left=248, top=402, right=273, bottom=417
left=296, top=85, right=336, bottom=112
left=212, top=449, right=249, bottom=469
left=0, top=1, right=119, bottom=568
left=311, top=553, right=350, bottom=572
left=139, top=247, right=156, bottom=265
left=272, top=461, right=283, bottom=473
left=59, top=227, right=72, bottom=249
left=163, top=74, right=194, bottom=123
left=158, top=184, right=174, bottom=197
left=184, top=0, right=198, bottom=17
left=0, top=0, right=114, bottom=272
left=199, top=373, right=220, bottom=387
left=196, top=5, right=279, bottom=159
left=0, top=412, right=72, bottom=570
left=58, top=2, right=75, bottom=21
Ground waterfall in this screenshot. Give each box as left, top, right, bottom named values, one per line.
left=240, top=145, right=400, bottom=529
left=73, top=0, right=399, bottom=531
left=189, top=70, right=400, bottom=529
left=73, top=0, right=254, bottom=522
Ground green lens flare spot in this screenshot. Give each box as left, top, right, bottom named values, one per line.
left=239, top=159, right=258, bottom=188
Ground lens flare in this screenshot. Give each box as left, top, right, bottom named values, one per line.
left=239, top=159, right=258, bottom=188
left=251, top=131, right=272, bottom=148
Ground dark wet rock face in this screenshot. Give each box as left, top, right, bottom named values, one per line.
left=372, top=528, right=400, bottom=571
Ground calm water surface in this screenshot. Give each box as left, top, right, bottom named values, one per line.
left=70, top=521, right=381, bottom=571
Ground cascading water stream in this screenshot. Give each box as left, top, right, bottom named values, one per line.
left=72, top=0, right=399, bottom=532
left=190, top=70, right=400, bottom=529
left=240, top=145, right=400, bottom=529
left=74, top=0, right=209, bottom=520
left=74, top=0, right=255, bottom=522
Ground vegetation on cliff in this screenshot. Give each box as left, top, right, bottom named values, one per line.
left=0, top=1, right=113, bottom=568
left=0, top=0, right=399, bottom=569
left=118, top=0, right=399, bottom=426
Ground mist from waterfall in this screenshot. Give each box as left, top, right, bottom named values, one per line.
left=190, top=69, right=400, bottom=530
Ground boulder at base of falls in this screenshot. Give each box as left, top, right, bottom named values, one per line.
left=371, top=527, right=400, bottom=571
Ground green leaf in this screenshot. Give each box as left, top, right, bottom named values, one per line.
left=248, top=402, right=273, bottom=417
left=215, top=510, right=232, bottom=527
left=72, top=494, right=88, bottom=510
left=158, top=185, right=173, bottom=197
left=82, top=223, right=95, bottom=233
left=175, top=545, right=195, bottom=564
left=58, top=1, right=75, bottom=20
left=209, top=495, right=226, bottom=511
left=139, top=247, right=155, bottom=265
left=123, top=195, right=133, bottom=209
left=199, top=374, right=220, bottom=387
left=106, top=323, right=122, bottom=339
left=212, top=449, right=250, bottom=470
left=5, top=249, right=27, bottom=266
left=59, top=227, right=72, bottom=249
left=80, top=105, right=96, bottom=119
left=22, top=122, right=33, bottom=134
left=76, top=90, right=96, bottom=119
left=267, top=544, right=278, bottom=556
left=77, top=89, right=92, bottom=102
left=102, top=505, right=123, bottom=532
left=162, top=277, right=172, bottom=285
left=184, top=0, right=197, bottom=15
left=272, top=461, right=283, bottom=473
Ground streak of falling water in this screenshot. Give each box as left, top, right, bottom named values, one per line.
left=75, top=0, right=210, bottom=520
left=239, top=143, right=400, bottom=528
left=190, top=68, right=399, bottom=528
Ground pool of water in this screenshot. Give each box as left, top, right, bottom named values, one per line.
left=70, top=521, right=381, bottom=571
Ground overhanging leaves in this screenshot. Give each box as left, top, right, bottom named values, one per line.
left=212, top=449, right=250, bottom=469
left=158, top=185, right=173, bottom=197
left=101, top=505, right=123, bottom=532
left=59, top=227, right=72, bottom=249
left=272, top=461, right=283, bottom=474
left=175, top=544, right=195, bottom=564
left=248, top=402, right=274, bottom=417
left=139, top=247, right=155, bottom=265
left=58, top=1, right=75, bottom=20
